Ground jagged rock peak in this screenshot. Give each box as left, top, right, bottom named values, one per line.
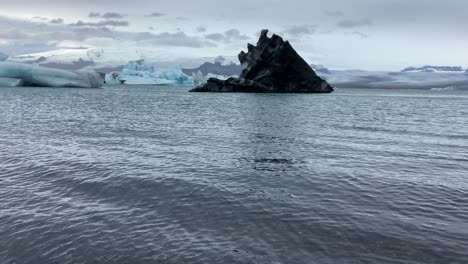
left=191, top=29, right=333, bottom=93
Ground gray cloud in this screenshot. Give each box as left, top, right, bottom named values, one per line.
left=50, top=18, right=64, bottom=24
left=352, top=31, right=369, bottom=38
left=205, top=33, right=224, bottom=41
left=2, top=0, right=468, bottom=70
left=88, top=12, right=100, bottom=18
left=282, top=25, right=317, bottom=38
left=0, top=15, right=212, bottom=49
left=69, top=20, right=129, bottom=27
left=0, top=25, right=114, bottom=43
left=135, top=31, right=216, bottom=48
left=337, top=19, right=372, bottom=28
left=32, top=16, right=48, bottom=21
left=196, top=26, right=207, bottom=33
left=326, top=10, right=344, bottom=17
left=146, top=12, right=166, bottom=17
left=205, top=29, right=249, bottom=43
left=88, top=12, right=127, bottom=19
left=101, top=12, right=127, bottom=19
left=224, top=29, right=249, bottom=40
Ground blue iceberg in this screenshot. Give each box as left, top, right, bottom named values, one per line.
left=105, top=60, right=194, bottom=86
left=0, top=61, right=104, bottom=88
left=0, top=52, right=8, bottom=62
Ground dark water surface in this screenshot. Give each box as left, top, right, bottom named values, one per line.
left=0, top=86, right=467, bottom=264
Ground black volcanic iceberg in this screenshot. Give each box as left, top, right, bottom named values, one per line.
left=190, top=29, right=334, bottom=93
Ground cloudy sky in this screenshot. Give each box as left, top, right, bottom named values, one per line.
left=0, top=0, right=467, bottom=70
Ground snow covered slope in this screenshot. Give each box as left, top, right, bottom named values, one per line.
left=401, top=65, right=466, bottom=73
left=320, top=70, right=468, bottom=89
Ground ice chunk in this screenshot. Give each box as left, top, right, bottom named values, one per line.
left=0, top=77, right=23, bottom=87
left=105, top=72, right=122, bottom=85
left=191, top=70, right=238, bottom=86
left=105, top=61, right=194, bottom=86
left=0, top=62, right=104, bottom=88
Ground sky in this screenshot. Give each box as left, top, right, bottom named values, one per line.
left=0, top=0, right=467, bottom=70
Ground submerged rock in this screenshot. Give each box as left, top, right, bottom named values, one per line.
left=191, top=29, right=333, bottom=93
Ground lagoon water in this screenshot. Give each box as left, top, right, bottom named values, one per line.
left=0, top=86, right=467, bottom=263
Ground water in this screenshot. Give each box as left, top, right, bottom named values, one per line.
left=0, top=86, right=467, bottom=264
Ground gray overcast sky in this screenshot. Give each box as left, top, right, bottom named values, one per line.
left=0, top=0, right=467, bottom=70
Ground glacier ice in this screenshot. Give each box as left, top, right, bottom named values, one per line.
left=0, top=77, right=23, bottom=87
left=105, top=72, right=122, bottom=85
left=0, top=52, right=8, bottom=61
left=0, top=62, right=104, bottom=88
left=105, top=61, right=194, bottom=86
left=191, top=70, right=239, bottom=86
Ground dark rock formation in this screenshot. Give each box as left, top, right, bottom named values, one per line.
left=190, top=77, right=268, bottom=92
left=190, top=29, right=333, bottom=93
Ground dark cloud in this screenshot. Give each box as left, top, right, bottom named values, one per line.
left=135, top=31, right=216, bottom=48
left=69, top=20, right=129, bottom=27
left=146, top=12, right=166, bottom=17
left=50, top=18, right=64, bottom=24
left=352, top=31, right=369, bottom=38
left=326, top=10, right=344, bottom=17
left=282, top=25, right=317, bottom=37
left=337, top=19, right=372, bottom=28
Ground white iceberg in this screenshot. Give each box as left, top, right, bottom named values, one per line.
left=0, top=61, right=104, bottom=88
left=105, top=72, right=123, bottom=85
left=105, top=60, right=194, bottom=86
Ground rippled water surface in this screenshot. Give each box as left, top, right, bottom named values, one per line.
left=0, top=86, right=467, bottom=264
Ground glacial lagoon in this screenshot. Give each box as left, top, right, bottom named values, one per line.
left=0, top=86, right=467, bottom=263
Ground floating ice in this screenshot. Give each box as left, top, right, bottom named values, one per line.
left=191, top=70, right=238, bottom=86
left=0, top=77, right=23, bottom=87
left=105, top=61, right=194, bottom=86
left=0, top=62, right=104, bottom=88
left=0, top=52, right=8, bottom=61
